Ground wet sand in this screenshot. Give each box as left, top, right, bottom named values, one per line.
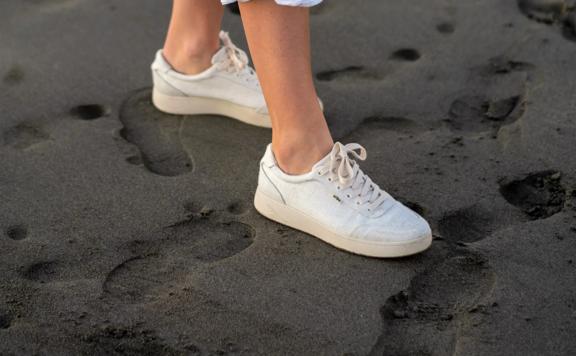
left=1, top=0, right=576, bottom=354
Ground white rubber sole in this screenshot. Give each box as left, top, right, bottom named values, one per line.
left=254, top=189, right=432, bottom=258
left=152, top=88, right=271, bottom=128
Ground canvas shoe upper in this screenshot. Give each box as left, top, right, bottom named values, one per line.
left=151, top=31, right=271, bottom=127
left=151, top=30, right=324, bottom=128
left=254, top=142, right=432, bottom=257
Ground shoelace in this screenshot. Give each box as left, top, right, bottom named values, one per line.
left=318, top=142, right=388, bottom=211
left=219, top=31, right=258, bottom=84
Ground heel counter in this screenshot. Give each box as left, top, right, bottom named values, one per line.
left=151, top=69, right=185, bottom=96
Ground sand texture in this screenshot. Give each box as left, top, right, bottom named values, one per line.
left=1, top=0, right=576, bottom=355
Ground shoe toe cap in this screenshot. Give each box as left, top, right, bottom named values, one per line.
left=353, top=202, right=432, bottom=244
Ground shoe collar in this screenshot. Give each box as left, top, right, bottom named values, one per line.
left=153, top=49, right=218, bottom=80
left=151, top=50, right=171, bottom=74
left=262, top=143, right=333, bottom=182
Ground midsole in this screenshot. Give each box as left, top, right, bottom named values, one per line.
left=152, top=88, right=271, bottom=128
left=254, top=188, right=432, bottom=258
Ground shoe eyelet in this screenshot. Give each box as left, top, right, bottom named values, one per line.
left=346, top=194, right=351, bottom=198
left=337, top=186, right=340, bottom=190
left=328, top=178, right=332, bottom=182
left=356, top=202, right=360, bottom=205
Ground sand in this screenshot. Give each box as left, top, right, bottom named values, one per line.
left=1, top=0, right=576, bottom=354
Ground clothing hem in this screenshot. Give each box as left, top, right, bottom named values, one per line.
left=221, top=0, right=323, bottom=7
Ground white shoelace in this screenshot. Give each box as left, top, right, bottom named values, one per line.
left=218, top=31, right=258, bottom=85
left=318, top=142, right=388, bottom=211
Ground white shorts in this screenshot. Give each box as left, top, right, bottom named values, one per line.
left=221, top=0, right=322, bottom=6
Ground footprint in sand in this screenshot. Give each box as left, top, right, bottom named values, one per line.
left=389, top=48, right=421, bottom=62
left=0, top=311, right=13, bottom=329
left=518, top=0, right=569, bottom=24
left=443, top=54, right=531, bottom=137
left=125, top=154, right=143, bottom=166
left=445, top=95, right=525, bottom=134
left=356, top=116, right=434, bottom=135
left=19, top=258, right=86, bottom=284
left=517, top=0, right=576, bottom=42
left=20, top=261, right=63, bottom=283
left=436, top=22, right=455, bottom=34
left=102, top=206, right=255, bottom=303
left=118, top=88, right=193, bottom=177
left=226, top=200, right=249, bottom=215
left=343, top=115, right=441, bottom=142
left=436, top=199, right=528, bottom=244
left=499, top=170, right=567, bottom=219
left=316, top=66, right=384, bottom=82
left=5, top=225, right=28, bottom=241
left=437, top=170, right=566, bottom=244
left=563, top=11, right=576, bottom=40
left=369, top=249, right=496, bottom=356
left=474, top=56, right=534, bottom=76
left=82, top=325, right=179, bottom=355
left=3, top=65, right=25, bottom=86
left=438, top=205, right=497, bottom=243
left=70, top=104, right=110, bottom=121
left=316, top=47, right=420, bottom=83
left=1, top=123, right=50, bottom=150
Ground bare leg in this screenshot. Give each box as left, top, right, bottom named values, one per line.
left=163, top=0, right=224, bottom=75
left=239, top=0, right=333, bottom=174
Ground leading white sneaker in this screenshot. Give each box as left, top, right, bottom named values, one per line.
left=151, top=31, right=272, bottom=128
left=254, top=142, right=432, bottom=258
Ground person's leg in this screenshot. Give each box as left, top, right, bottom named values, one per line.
left=238, top=0, right=333, bottom=174
left=162, top=0, right=224, bottom=75
left=242, top=0, right=431, bottom=258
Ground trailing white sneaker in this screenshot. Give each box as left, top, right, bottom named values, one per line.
left=151, top=31, right=272, bottom=127
left=254, top=142, right=432, bottom=258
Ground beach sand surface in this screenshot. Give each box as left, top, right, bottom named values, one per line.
left=1, top=0, right=576, bottom=354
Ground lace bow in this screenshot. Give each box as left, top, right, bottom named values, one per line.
left=219, top=31, right=250, bottom=73
left=318, top=142, right=388, bottom=210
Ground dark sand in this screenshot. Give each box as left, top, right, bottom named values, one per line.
left=1, top=0, right=576, bottom=355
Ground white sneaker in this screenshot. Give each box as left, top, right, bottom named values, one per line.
left=151, top=31, right=272, bottom=127
left=254, top=142, right=432, bottom=258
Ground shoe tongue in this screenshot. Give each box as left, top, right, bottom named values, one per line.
left=210, top=46, right=228, bottom=65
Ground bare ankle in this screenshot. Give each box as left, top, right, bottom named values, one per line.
left=162, top=38, right=219, bottom=75
left=273, top=135, right=333, bottom=175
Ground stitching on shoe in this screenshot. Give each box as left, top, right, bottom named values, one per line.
left=154, top=70, right=188, bottom=96
left=261, top=162, right=286, bottom=204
